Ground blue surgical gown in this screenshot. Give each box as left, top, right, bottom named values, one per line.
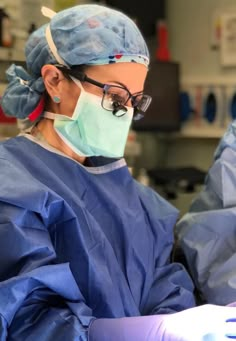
left=0, top=134, right=195, bottom=340
left=176, top=121, right=236, bottom=306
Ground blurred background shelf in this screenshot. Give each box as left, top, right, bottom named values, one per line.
left=177, top=122, right=226, bottom=138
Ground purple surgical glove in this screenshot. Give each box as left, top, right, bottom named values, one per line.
left=89, top=304, right=236, bottom=340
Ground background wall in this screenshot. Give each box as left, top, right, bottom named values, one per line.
left=133, top=0, right=236, bottom=215
left=167, top=0, right=236, bottom=82
left=162, top=0, right=236, bottom=173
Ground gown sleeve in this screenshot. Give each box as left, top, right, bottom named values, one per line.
left=176, top=121, right=236, bottom=305
left=0, top=201, right=95, bottom=341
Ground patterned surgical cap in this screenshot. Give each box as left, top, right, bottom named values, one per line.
left=1, top=4, right=149, bottom=120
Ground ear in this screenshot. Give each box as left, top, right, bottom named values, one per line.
left=41, top=65, right=65, bottom=99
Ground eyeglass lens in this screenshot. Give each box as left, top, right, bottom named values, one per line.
left=102, top=85, right=151, bottom=120
left=102, top=85, right=130, bottom=111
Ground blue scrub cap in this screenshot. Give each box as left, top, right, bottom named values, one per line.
left=1, top=4, right=149, bottom=120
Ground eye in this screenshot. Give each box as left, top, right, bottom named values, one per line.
left=105, top=86, right=129, bottom=104
left=102, top=85, right=130, bottom=111
left=109, top=93, right=125, bottom=104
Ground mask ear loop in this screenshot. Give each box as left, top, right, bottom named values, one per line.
left=41, top=6, right=56, bottom=19
left=69, top=76, right=86, bottom=92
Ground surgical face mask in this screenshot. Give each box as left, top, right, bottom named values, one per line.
left=44, top=80, right=134, bottom=158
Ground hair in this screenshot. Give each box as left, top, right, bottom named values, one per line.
left=44, top=64, right=88, bottom=108
left=58, top=64, right=88, bottom=81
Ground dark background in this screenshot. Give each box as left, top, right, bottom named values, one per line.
left=132, top=61, right=181, bottom=132
left=104, top=0, right=181, bottom=132
left=105, top=0, right=166, bottom=37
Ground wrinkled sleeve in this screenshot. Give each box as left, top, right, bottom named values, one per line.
left=176, top=122, right=236, bottom=305
left=136, top=183, right=196, bottom=314
left=0, top=201, right=95, bottom=341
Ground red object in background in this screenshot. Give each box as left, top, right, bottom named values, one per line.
left=0, top=103, right=16, bottom=123
left=156, top=20, right=170, bottom=61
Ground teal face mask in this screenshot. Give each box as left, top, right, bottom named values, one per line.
left=44, top=81, right=134, bottom=158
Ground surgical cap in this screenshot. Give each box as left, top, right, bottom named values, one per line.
left=1, top=4, right=149, bottom=120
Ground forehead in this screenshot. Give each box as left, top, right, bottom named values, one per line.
left=85, top=63, right=148, bottom=91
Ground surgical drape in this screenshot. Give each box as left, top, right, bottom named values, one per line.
left=176, top=121, right=236, bottom=305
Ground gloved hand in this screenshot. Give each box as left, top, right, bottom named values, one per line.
left=89, top=304, right=236, bottom=341
left=163, top=304, right=236, bottom=340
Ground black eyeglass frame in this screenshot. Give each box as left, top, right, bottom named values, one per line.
left=55, top=64, right=152, bottom=120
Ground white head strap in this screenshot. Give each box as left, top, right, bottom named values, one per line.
left=41, top=6, right=69, bottom=67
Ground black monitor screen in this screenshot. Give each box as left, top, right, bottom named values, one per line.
left=105, top=0, right=165, bottom=37
left=132, top=61, right=181, bottom=132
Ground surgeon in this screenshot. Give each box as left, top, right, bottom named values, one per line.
left=176, top=120, right=236, bottom=307
left=0, top=4, right=236, bottom=341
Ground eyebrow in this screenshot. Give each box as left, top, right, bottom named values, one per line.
left=108, top=80, right=144, bottom=94
left=55, top=65, right=130, bottom=90
left=107, top=80, right=129, bottom=90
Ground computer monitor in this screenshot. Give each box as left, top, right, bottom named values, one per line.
left=132, top=61, right=181, bottom=132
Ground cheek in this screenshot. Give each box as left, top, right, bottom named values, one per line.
left=83, top=83, right=102, bottom=97
left=62, top=85, right=80, bottom=117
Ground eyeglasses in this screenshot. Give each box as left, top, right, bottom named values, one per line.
left=56, top=65, right=152, bottom=120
